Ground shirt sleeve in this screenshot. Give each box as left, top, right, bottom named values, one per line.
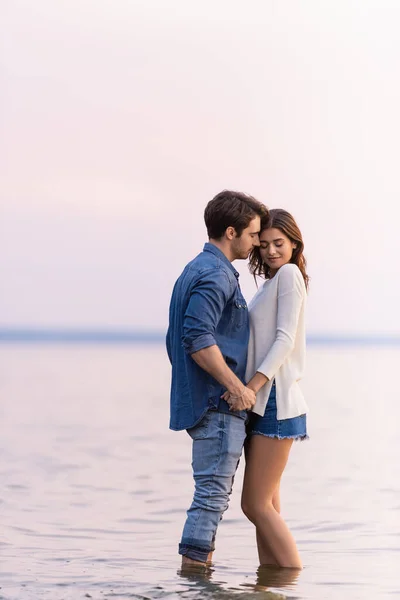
left=166, top=327, right=172, bottom=364
left=256, top=265, right=306, bottom=379
left=182, top=268, right=234, bottom=355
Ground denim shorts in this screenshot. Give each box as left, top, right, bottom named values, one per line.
left=247, top=382, right=308, bottom=441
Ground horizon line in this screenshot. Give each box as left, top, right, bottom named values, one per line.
left=0, top=327, right=399, bottom=346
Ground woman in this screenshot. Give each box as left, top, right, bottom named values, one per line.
left=223, top=209, right=309, bottom=569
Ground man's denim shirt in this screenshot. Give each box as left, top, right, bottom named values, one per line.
left=166, top=243, right=249, bottom=431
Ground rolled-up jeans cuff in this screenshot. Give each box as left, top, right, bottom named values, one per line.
left=179, top=542, right=211, bottom=563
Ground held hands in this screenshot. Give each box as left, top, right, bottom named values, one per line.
left=221, top=386, right=256, bottom=412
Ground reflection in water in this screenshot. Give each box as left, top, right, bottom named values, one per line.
left=177, top=563, right=294, bottom=598
left=255, top=564, right=301, bottom=591
left=177, top=564, right=214, bottom=582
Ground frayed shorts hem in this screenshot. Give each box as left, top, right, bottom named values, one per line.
left=249, top=431, right=309, bottom=441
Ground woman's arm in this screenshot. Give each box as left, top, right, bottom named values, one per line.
left=246, top=371, right=269, bottom=393
left=254, top=265, right=306, bottom=386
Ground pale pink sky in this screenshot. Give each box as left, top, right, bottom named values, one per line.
left=1, top=1, right=400, bottom=333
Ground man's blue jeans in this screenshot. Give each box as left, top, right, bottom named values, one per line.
left=179, top=410, right=246, bottom=562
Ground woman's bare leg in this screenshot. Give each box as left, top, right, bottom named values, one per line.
left=272, top=481, right=281, bottom=513
left=255, top=530, right=277, bottom=566
left=254, top=483, right=281, bottom=565
left=241, top=436, right=302, bottom=569
left=243, top=439, right=282, bottom=565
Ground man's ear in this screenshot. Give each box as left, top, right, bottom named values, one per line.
left=225, top=226, right=235, bottom=240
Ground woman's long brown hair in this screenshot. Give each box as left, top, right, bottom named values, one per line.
left=249, top=209, right=309, bottom=290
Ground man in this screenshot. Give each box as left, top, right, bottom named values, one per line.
left=166, top=190, right=268, bottom=567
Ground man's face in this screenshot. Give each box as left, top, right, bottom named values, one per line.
left=231, top=216, right=261, bottom=260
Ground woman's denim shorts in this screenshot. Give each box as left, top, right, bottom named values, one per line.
left=247, top=382, right=308, bottom=441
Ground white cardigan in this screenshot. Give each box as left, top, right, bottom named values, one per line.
left=245, top=263, right=309, bottom=420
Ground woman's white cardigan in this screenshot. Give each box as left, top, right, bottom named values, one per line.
left=245, top=263, right=309, bottom=420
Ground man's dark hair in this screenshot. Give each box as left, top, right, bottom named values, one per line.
left=204, top=190, right=268, bottom=239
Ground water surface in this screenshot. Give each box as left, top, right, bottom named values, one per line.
left=1, top=346, right=399, bottom=599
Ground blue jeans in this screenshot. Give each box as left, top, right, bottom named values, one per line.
left=179, top=410, right=246, bottom=562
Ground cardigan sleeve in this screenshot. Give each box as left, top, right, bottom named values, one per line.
left=256, top=264, right=306, bottom=380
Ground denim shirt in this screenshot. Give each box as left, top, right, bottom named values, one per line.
left=166, top=243, right=249, bottom=431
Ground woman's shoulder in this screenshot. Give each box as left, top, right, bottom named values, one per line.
left=276, top=263, right=306, bottom=293
left=277, top=262, right=302, bottom=277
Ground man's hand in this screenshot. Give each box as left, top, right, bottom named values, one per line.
left=221, top=386, right=256, bottom=411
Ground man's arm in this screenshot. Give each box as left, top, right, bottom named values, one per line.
left=182, top=268, right=255, bottom=412
left=192, top=345, right=255, bottom=411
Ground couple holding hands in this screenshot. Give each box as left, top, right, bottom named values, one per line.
left=166, top=190, right=309, bottom=570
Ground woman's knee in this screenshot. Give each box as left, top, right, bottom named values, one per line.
left=241, top=497, right=253, bottom=522
left=241, top=498, right=274, bottom=524
left=272, top=491, right=281, bottom=514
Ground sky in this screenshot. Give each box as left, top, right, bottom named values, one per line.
left=1, top=0, right=400, bottom=335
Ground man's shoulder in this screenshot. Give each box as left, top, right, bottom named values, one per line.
left=174, top=252, right=235, bottom=300
left=187, top=249, right=234, bottom=279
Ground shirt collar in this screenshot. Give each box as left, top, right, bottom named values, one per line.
left=203, top=242, right=240, bottom=279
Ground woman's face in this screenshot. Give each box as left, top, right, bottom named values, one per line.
left=259, top=227, right=296, bottom=275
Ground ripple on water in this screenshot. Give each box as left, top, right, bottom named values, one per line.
left=149, top=508, right=183, bottom=515
left=118, top=518, right=170, bottom=524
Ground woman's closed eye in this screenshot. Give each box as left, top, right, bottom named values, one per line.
left=260, top=243, right=283, bottom=249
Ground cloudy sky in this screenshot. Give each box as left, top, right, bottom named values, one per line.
left=1, top=0, right=400, bottom=335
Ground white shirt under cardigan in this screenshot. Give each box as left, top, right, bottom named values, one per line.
left=245, top=263, right=309, bottom=420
